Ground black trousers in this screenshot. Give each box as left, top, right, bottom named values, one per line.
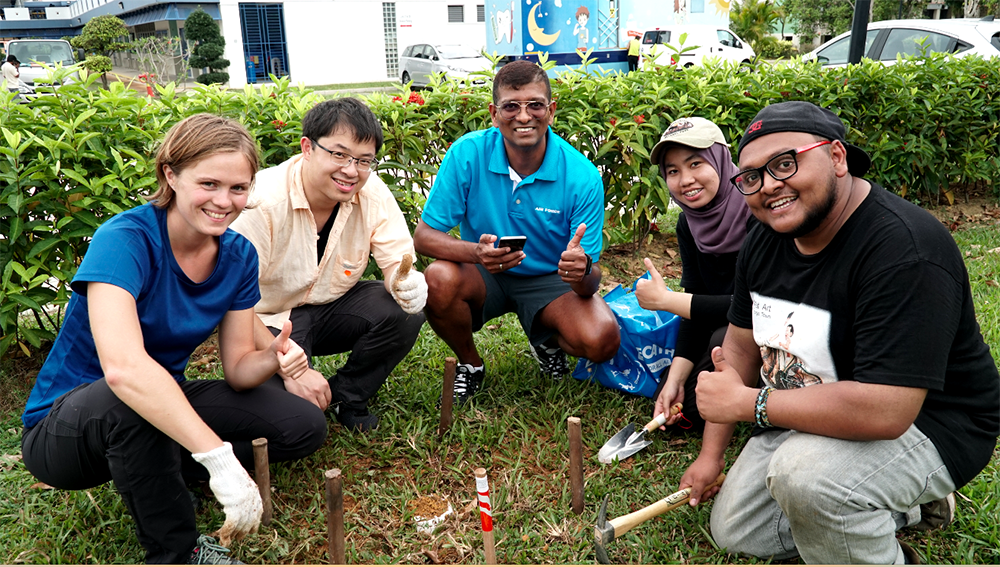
left=652, top=325, right=728, bottom=433
left=271, top=280, right=424, bottom=412
left=22, top=376, right=327, bottom=564
left=628, top=55, right=639, bottom=72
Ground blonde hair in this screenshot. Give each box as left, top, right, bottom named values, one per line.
left=150, top=114, right=260, bottom=209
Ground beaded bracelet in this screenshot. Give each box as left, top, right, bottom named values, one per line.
left=754, top=386, right=774, bottom=428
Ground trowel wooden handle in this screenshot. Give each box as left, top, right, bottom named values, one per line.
left=608, top=472, right=725, bottom=538
left=641, top=403, right=683, bottom=434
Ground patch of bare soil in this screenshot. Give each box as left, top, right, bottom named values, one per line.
left=599, top=228, right=683, bottom=293
left=408, top=495, right=450, bottom=518
left=0, top=341, right=48, bottom=415
left=922, top=194, right=1000, bottom=232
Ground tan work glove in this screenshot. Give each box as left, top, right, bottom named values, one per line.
left=389, top=254, right=428, bottom=315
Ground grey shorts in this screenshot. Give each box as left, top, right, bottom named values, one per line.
left=473, top=265, right=572, bottom=346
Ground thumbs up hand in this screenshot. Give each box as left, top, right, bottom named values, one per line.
left=635, top=258, right=674, bottom=310
left=694, top=347, right=755, bottom=425
left=390, top=254, right=428, bottom=315
left=271, top=321, right=308, bottom=380
left=558, top=223, right=589, bottom=282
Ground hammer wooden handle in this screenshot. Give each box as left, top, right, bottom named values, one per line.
left=609, top=472, right=725, bottom=537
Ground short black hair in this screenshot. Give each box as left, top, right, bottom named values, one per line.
left=6, top=54, right=19, bottom=64
left=302, top=97, right=384, bottom=154
left=492, top=60, right=551, bottom=104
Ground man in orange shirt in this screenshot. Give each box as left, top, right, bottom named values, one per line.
left=232, top=98, right=426, bottom=432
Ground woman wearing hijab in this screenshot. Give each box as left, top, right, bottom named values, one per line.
left=635, top=116, right=751, bottom=433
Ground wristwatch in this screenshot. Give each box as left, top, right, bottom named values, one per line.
left=584, top=253, right=593, bottom=276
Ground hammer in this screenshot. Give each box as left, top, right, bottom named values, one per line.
left=594, top=473, right=726, bottom=564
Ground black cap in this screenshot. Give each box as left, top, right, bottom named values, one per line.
left=737, top=101, right=871, bottom=178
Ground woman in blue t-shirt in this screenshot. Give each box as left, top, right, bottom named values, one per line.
left=21, top=114, right=328, bottom=564
left=635, top=117, right=751, bottom=433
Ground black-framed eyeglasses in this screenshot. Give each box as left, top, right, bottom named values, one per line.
left=495, top=99, right=552, bottom=121
left=310, top=139, right=378, bottom=172
left=730, top=140, right=831, bottom=195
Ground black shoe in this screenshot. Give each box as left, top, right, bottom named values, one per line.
left=335, top=406, right=379, bottom=432
left=530, top=343, right=569, bottom=379
left=452, top=363, right=485, bottom=404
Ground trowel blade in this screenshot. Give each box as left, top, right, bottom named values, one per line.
left=597, top=422, right=637, bottom=464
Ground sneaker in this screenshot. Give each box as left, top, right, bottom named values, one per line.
left=451, top=363, right=485, bottom=404
left=335, top=405, right=380, bottom=432
left=189, top=535, right=243, bottom=565
left=530, top=343, right=569, bottom=379
left=911, top=492, right=955, bottom=531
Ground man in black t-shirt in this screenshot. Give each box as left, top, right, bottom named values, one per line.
left=677, top=101, right=999, bottom=564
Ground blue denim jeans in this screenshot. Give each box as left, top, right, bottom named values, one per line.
left=711, top=424, right=955, bottom=564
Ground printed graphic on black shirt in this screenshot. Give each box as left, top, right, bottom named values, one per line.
left=751, top=292, right=837, bottom=389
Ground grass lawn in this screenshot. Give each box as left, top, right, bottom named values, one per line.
left=308, top=81, right=397, bottom=92
left=1, top=220, right=998, bottom=564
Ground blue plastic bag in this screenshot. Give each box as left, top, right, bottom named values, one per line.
left=572, top=273, right=680, bottom=398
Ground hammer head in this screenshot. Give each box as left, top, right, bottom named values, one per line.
left=594, top=494, right=613, bottom=564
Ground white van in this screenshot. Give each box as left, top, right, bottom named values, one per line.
left=640, top=25, right=756, bottom=68
left=7, top=39, right=79, bottom=86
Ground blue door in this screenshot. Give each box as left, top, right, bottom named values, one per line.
left=239, top=3, right=290, bottom=84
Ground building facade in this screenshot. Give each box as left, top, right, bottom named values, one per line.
left=2, top=0, right=491, bottom=87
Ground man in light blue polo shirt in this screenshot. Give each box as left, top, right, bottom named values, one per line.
left=414, top=60, right=621, bottom=403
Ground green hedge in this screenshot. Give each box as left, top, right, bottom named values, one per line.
left=2, top=56, right=999, bottom=356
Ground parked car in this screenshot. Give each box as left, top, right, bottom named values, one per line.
left=6, top=39, right=79, bottom=86
left=640, top=25, right=756, bottom=68
left=803, top=17, right=1000, bottom=67
left=399, top=44, right=491, bottom=88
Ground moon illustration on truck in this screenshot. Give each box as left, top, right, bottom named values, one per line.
left=527, top=2, right=560, bottom=46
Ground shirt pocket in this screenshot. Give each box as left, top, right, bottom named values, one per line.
left=331, top=251, right=367, bottom=293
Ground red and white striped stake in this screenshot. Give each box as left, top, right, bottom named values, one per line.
left=474, top=468, right=496, bottom=564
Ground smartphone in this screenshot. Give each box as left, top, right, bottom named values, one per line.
left=497, top=235, right=527, bottom=252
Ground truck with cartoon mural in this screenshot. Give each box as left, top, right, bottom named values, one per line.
left=486, top=0, right=734, bottom=73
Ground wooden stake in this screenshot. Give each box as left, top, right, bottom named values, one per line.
left=474, top=468, right=496, bottom=564
left=438, top=357, right=457, bottom=439
left=568, top=416, right=584, bottom=515
left=252, top=438, right=272, bottom=526
left=325, top=469, right=345, bottom=565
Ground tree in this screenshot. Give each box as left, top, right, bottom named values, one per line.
left=185, top=9, right=230, bottom=85
left=133, top=36, right=192, bottom=91
left=71, top=15, right=129, bottom=88
left=730, top=0, right=782, bottom=55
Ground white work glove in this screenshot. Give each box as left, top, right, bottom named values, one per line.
left=390, top=254, right=428, bottom=315
left=191, top=442, right=263, bottom=547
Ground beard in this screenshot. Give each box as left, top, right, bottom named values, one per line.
left=763, top=173, right=840, bottom=240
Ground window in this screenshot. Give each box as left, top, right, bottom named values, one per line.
left=879, top=28, right=955, bottom=60
left=447, top=5, right=463, bottom=23
left=643, top=30, right=669, bottom=45
left=690, top=0, right=704, bottom=13
left=477, top=4, right=485, bottom=22
left=814, top=29, right=879, bottom=65
left=717, top=30, right=736, bottom=47
left=383, top=2, right=398, bottom=78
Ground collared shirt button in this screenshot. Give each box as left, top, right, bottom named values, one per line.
left=516, top=199, right=521, bottom=204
